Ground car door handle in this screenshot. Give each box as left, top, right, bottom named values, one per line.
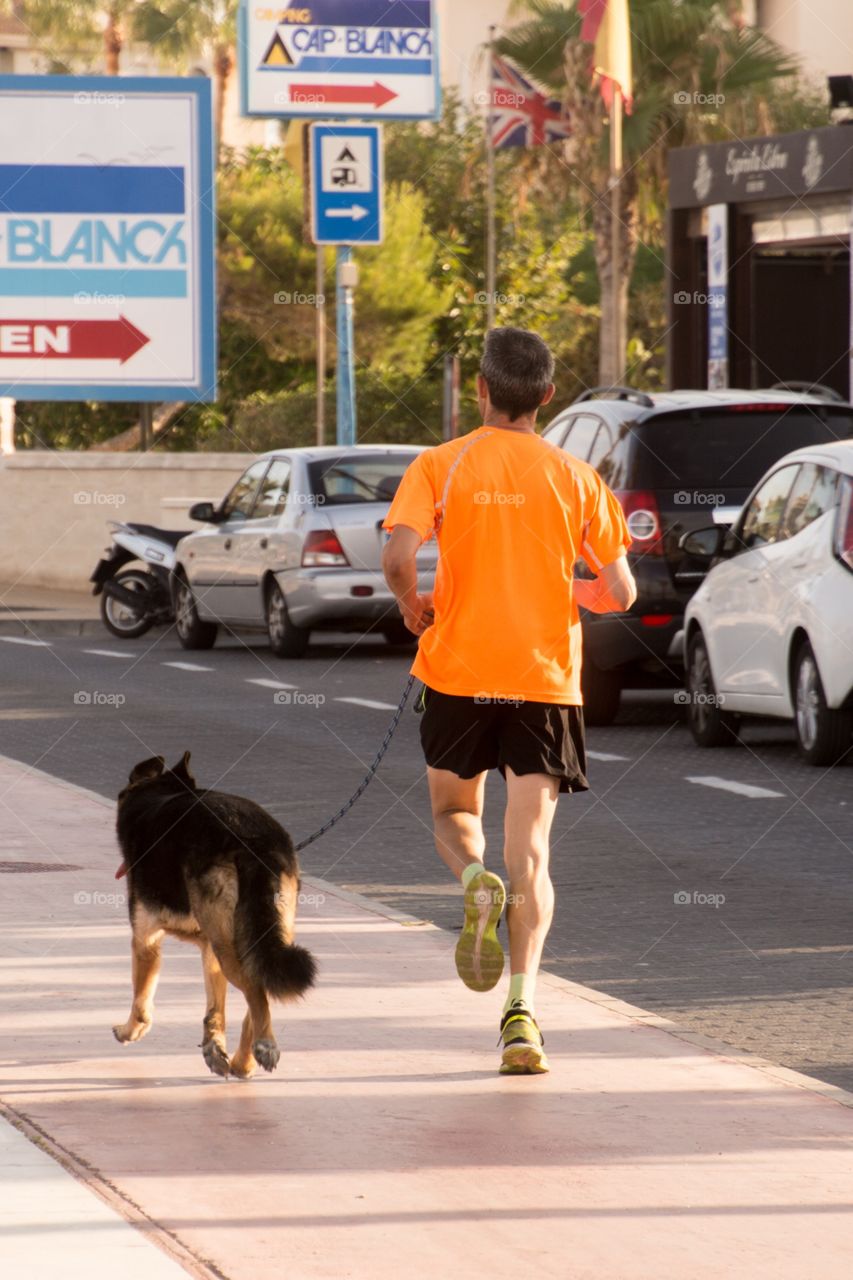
left=791, top=561, right=807, bottom=569
left=259, top=537, right=268, bottom=550
left=747, top=574, right=760, bottom=583
left=224, top=538, right=232, bottom=551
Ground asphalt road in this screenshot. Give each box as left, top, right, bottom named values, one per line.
left=2, top=624, right=852, bottom=1091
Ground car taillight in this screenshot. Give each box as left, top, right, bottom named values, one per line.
left=302, top=529, right=349, bottom=567
left=835, top=476, right=853, bottom=572
left=615, top=489, right=664, bottom=555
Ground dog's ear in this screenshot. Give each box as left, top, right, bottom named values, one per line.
left=170, top=751, right=196, bottom=789
left=128, top=756, right=165, bottom=785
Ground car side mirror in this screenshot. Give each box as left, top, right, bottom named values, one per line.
left=189, top=501, right=220, bottom=523
left=678, top=526, right=724, bottom=559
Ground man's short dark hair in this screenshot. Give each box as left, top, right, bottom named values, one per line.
left=480, top=327, right=555, bottom=421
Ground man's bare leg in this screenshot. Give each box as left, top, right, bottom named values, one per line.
left=499, top=768, right=560, bottom=1073
left=427, top=766, right=506, bottom=991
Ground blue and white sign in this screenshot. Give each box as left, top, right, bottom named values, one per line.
left=706, top=202, right=729, bottom=391
left=0, top=75, right=216, bottom=402
left=239, top=0, right=440, bottom=121
left=310, top=124, right=383, bottom=246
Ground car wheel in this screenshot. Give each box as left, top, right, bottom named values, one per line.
left=100, top=569, right=153, bottom=639
left=382, top=619, right=417, bottom=647
left=266, top=581, right=309, bottom=658
left=685, top=631, right=739, bottom=747
left=581, top=655, right=621, bottom=726
left=793, top=642, right=852, bottom=767
left=174, top=575, right=218, bottom=650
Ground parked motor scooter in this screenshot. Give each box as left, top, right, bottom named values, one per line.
left=90, top=521, right=190, bottom=639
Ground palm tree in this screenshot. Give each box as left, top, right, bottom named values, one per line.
left=497, top=0, right=799, bottom=383
left=10, top=0, right=136, bottom=74
left=133, top=1, right=237, bottom=157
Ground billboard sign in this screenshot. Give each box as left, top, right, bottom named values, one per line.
left=0, top=75, right=216, bottom=402
left=239, top=0, right=440, bottom=121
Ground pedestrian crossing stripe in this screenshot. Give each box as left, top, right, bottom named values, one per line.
left=261, top=31, right=293, bottom=67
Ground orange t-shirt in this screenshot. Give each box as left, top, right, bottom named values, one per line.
left=383, top=425, right=630, bottom=705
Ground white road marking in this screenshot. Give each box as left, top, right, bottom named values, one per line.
left=686, top=775, right=785, bottom=800
left=246, top=678, right=298, bottom=690
left=0, top=636, right=51, bottom=646
left=336, top=696, right=397, bottom=711
left=587, top=750, right=630, bottom=762
left=162, top=661, right=215, bottom=672
left=84, top=648, right=133, bottom=659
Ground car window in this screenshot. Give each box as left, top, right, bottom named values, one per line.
left=562, top=414, right=602, bottom=462
left=780, top=464, right=839, bottom=539
left=308, top=453, right=421, bottom=505
left=587, top=421, right=613, bottom=471
left=739, top=464, right=800, bottom=549
left=220, top=459, right=269, bottom=520
left=253, top=459, right=291, bottom=519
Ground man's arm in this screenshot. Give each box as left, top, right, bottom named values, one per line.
left=382, top=525, right=434, bottom=635
left=573, top=554, right=637, bottom=614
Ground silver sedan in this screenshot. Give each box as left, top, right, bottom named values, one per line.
left=172, top=445, right=436, bottom=657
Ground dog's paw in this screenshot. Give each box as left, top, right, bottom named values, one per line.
left=228, top=1052, right=257, bottom=1080
left=202, top=1040, right=231, bottom=1078
left=253, top=1038, right=280, bottom=1073
left=112, top=1019, right=149, bottom=1044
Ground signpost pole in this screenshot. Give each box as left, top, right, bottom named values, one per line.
left=610, top=85, right=624, bottom=384
left=316, top=247, right=326, bottom=446
left=485, top=25, right=497, bottom=333
left=336, top=246, right=357, bottom=446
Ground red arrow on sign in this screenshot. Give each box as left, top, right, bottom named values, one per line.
left=292, top=81, right=398, bottom=109
left=0, top=317, right=150, bottom=363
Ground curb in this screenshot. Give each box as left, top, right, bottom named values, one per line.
left=5, top=753, right=853, bottom=1113
left=0, top=617, right=103, bottom=638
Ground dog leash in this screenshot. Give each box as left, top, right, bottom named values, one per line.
left=294, top=673, right=419, bottom=852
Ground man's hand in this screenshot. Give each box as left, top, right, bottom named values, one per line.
left=574, top=555, right=637, bottom=613
left=399, top=591, right=434, bottom=636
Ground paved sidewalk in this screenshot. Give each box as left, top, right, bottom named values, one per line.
left=1, top=754, right=853, bottom=1280
left=0, top=582, right=101, bottom=636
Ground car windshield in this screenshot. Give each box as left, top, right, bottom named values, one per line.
left=629, top=408, right=853, bottom=490
left=308, top=454, right=420, bottom=505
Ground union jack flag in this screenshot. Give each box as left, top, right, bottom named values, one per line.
left=489, top=55, right=571, bottom=149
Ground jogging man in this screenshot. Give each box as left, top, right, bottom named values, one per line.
left=382, top=327, right=636, bottom=1074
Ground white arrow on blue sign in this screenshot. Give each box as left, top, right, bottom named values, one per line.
left=310, top=124, right=383, bottom=246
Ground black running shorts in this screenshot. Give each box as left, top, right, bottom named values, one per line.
left=419, top=688, right=589, bottom=794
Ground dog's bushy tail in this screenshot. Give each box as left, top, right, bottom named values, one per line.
left=235, top=855, right=317, bottom=999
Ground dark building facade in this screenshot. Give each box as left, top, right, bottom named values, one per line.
left=667, top=126, right=853, bottom=398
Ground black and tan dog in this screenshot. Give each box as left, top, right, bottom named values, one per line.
left=113, top=752, right=316, bottom=1078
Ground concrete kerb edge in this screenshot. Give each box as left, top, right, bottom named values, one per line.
left=5, top=753, right=853, bottom=1114
left=0, top=1101, right=228, bottom=1280
left=0, top=618, right=103, bottom=637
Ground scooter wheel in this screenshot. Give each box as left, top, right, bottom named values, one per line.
left=100, top=569, right=154, bottom=639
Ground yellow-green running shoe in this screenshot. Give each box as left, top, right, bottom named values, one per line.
left=499, top=1006, right=550, bottom=1075
left=455, top=869, right=506, bottom=992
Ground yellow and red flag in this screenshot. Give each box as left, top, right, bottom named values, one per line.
left=578, top=0, right=633, bottom=114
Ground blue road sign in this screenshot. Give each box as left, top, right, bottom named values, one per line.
left=310, top=124, right=383, bottom=247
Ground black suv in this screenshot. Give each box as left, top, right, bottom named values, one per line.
left=542, top=386, right=853, bottom=724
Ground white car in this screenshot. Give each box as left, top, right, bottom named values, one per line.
left=682, top=440, right=853, bottom=765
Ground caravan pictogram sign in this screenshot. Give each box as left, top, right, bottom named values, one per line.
left=310, top=124, right=383, bottom=246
